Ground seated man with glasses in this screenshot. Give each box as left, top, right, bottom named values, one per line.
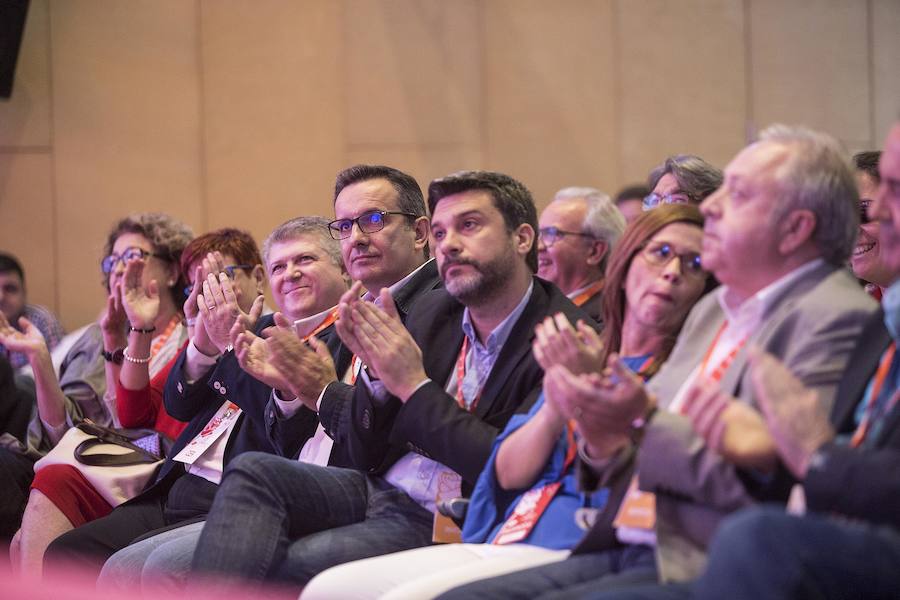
left=642, top=155, right=723, bottom=211
left=536, top=187, right=626, bottom=324
left=44, top=217, right=352, bottom=579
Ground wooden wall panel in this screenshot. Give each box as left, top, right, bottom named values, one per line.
left=0, top=154, right=57, bottom=315
left=50, top=0, right=204, bottom=328
left=484, top=0, right=618, bottom=208
left=201, top=0, right=343, bottom=239
left=872, top=0, right=900, bottom=146
left=343, top=0, right=481, bottom=149
left=618, top=0, right=746, bottom=184
left=0, top=0, right=51, bottom=148
left=750, top=0, right=870, bottom=147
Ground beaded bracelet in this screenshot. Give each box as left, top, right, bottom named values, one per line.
left=123, top=347, right=152, bottom=364
left=129, top=325, right=156, bottom=334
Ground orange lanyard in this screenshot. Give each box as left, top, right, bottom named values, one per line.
left=851, top=343, right=897, bottom=448
left=455, top=337, right=480, bottom=412
left=635, top=355, right=654, bottom=378
left=571, top=280, right=604, bottom=308
left=301, top=309, right=338, bottom=342
left=699, top=321, right=747, bottom=384
left=149, top=315, right=181, bottom=358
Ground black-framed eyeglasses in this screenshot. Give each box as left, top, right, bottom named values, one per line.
left=859, top=199, right=872, bottom=225
left=184, top=264, right=253, bottom=296
left=639, top=241, right=706, bottom=278
left=538, top=227, right=595, bottom=248
left=101, top=247, right=166, bottom=274
left=327, top=210, right=417, bottom=240
left=642, top=191, right=693, bottom=211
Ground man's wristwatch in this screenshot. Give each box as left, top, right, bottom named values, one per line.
left=102, top=348, right=125, bottom=365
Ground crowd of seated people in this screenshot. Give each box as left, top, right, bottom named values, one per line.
left=0, top=119, right=897, bottom=600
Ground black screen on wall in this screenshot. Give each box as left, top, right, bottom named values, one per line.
left=0, top=0, right=30, bottom=100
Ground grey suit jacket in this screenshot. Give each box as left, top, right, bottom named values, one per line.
left=639, top=262, right=877, bottom=582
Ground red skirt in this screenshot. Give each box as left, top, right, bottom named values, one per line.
left=31, top=464, right=113, bottom=527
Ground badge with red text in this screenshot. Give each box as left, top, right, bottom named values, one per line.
left=492, top=482, right=563, bottom=545
left=173, top=401, right=241, bottom=465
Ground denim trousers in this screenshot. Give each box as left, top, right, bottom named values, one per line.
left=189, top=452, right=434, bottom=590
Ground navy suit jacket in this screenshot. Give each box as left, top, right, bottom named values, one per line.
left=151, top=314, right=346, bottom=493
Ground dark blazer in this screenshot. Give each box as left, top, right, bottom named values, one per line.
left=805, top=309, right=900, bottom=529
left=345, top=276, right=595, bottom=491
left=316, top=259, right=441, bottom=468
left=153, top=314, right=345, bottom=491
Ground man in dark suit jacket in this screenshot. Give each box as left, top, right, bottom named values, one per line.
left=44, top=217, right=351, bottom=576
left=188, top=170, right=592, bottom=592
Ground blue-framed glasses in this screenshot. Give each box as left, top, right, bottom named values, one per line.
left=184, top=264, right=253, bottom=296
left=639, top=241, right=705, bottom=278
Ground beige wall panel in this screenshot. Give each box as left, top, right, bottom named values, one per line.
left=344, top=144, right=484, bottom=209
left=750, top=0, right=869, bottom=146
left=618, top=0, right=746, bottom=184
left=343, top=0, right=481, bottom=147
left=0, top=153, right=57, bottom=317
left=201, top=0, right=343, bottom=242
left=484, top=0, right=618, bottom=206
left=0, top=0, right=51, bottom=148
left=872, top=0, right=900, bottom=145
left=50, top=0, right=204, bottom=329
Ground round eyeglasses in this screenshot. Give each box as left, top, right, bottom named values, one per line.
left=639, top=241, right=706, bottom=278
left=101, top=247, right=165, bottom=274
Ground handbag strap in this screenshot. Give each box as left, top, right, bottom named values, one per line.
left=74, top=438, right=161, bottom=466
left=74, top=420, right=164, bottom=465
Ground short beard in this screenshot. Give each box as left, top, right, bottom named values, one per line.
left=442, top=248, right=517, bottom=306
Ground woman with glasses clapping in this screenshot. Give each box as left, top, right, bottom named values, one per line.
left=10, top=213, right=194, bottom=577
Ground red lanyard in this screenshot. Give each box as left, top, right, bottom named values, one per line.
left=455, top=337, right=479, bottom=411
left=571, top=280, right=604, bottom=308
left=491, top=421, right=578, bottom=545
left=699, top=321, right=747, bottom=384
left=851, top=343, right=897, bottom=448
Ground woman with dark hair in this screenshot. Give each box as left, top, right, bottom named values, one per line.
left=302, top=204, right=714, bottom=599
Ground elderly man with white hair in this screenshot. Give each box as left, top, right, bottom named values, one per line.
left=537, top=187, right=626, bottom=323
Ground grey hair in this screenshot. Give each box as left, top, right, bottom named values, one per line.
left=552, top=187, right=626, bottom=272
left=758, top=124, right=859, bottom=265
left=262, top=216, right=344, bottom=272
left=647, top=155, right=723, bottom=202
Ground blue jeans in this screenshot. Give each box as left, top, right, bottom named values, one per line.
left=693, top=506, right=900, bottom=600
left=189, top=452, right=434, bottom=589
left=435, top=544, right=657, bottom=600
left=98, top=520, right=204, bottom=593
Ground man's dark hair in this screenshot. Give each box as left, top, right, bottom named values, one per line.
left=853, top=151, right=881, bottom=182
left=615, top=184, right=651, bottom=204
left=427, top=171, right=539, bottom=272
left=333, top=164, right=428, bottom=257
left=0, top=252, right=24, bottom=284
